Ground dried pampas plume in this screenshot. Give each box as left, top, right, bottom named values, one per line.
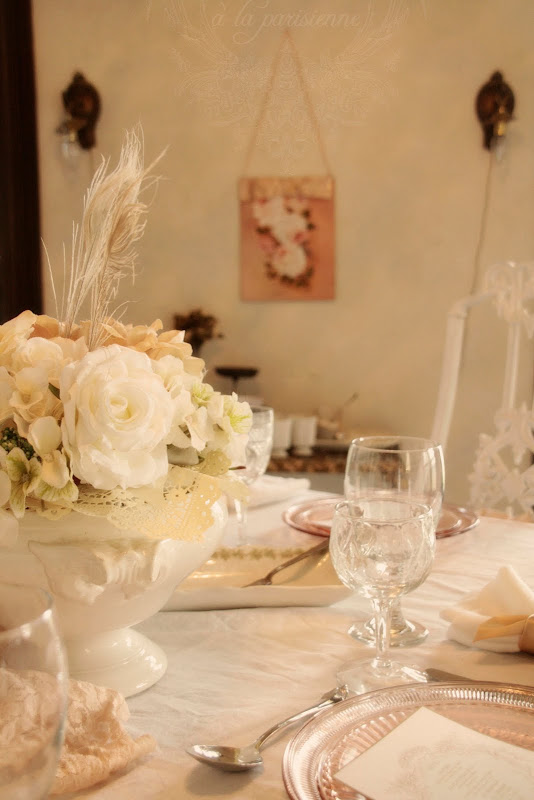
left=56, top=127, right=164, bottom=350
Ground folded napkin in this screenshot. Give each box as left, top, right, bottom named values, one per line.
left=0, top=668, right=156, bottom=795
left=440, top=566, right=534, bottom=653
left=246, top=475, right=311, bottom=508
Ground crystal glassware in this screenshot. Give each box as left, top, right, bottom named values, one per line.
left=329, top=498, right=435, bottom=693
left=0, top=583, right=68, bottom=800
left=344, top=436, right=444, bottom=647
left=234, top=405, right=274, bottom=544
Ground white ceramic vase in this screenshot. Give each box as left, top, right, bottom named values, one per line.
left=0, top=498, right=227, bottom=697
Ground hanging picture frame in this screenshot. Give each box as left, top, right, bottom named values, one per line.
left=239, top=175, right=335, bottom=300
left=239, top=31, right=335, bottom=301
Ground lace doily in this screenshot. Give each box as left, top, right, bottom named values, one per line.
left=38, top=466, right=224, bottom=541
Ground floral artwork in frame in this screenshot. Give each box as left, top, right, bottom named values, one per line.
left=239, top=176, right=335, bottom=301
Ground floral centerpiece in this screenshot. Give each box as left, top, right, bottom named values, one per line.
left=0, top=130, right=251, bottom=538
left=0, top=129, right=252, bottom=695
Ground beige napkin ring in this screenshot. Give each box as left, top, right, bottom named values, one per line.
left=474, top=613, right=534, bottom=654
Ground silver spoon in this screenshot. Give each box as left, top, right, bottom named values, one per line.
left=186, top=684, right=350, bottom=771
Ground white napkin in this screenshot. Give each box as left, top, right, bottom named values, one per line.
left=246, top=475, right=311, bottom=508
left=440, top=566, right=534, bottom=652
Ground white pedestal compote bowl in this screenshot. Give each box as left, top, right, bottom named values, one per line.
left=0, top=490, right=227, bottom=698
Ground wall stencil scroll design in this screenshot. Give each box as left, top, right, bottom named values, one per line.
left=159, top=0, right=412, bottom=167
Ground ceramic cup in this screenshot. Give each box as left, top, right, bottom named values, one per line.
left=292, top=416, right=318, bottom=456
left=272, top=417, right=293, bottom=457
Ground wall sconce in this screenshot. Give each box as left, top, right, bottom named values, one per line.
left=56, top=72, right=101, bottom=163
left=475, top=70, right=515, bottom=152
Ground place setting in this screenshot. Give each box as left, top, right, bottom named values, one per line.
left=184, top=435, right=534, bottom=800
left=278, top=437, right=534, bottom=800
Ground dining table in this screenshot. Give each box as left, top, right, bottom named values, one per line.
left=68, top=488, right=534, bottom=799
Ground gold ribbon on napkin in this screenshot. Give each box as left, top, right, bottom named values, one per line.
left=474, top=613, right=534, bottom=654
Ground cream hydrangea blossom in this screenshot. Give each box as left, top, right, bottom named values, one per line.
left=11, top=337, right=66, bottom=383
left=11, top=366, right=63, bottom=435
left=0, top=367, right=14, bottom=425
left=204, top=393, right=251, bottom=465
left=0, top=449, right=10, bottom=507
left=0, top=311, right=36, bottom=368
left=27, top=417, right=78, bottom=505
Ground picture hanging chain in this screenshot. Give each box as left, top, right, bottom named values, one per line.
left=242, top=29, right=332, bottom=176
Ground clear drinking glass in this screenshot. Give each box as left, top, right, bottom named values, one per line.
left=234, top=405, right=274, bottom=544
left=0, top=584, right=68, bottom=800
left=330, top=499, right=435, bottom=693
left=344, top=436, right=444, bottom=647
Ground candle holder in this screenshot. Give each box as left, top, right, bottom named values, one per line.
left=215, top=366, right=258, bottom=393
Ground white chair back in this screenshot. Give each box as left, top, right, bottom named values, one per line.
left=431, top=261, right=534, bottom=517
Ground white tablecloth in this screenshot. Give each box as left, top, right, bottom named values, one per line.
left=77, top=491, right=534, bottom=799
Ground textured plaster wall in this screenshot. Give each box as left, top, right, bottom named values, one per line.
left=31, top=0, right=534, bottom=504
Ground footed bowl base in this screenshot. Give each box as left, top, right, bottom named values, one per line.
left=66, top=628, right=167, bottom=697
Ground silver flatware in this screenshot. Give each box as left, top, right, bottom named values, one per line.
left=186, top=684, right=349, bottom=771
left=186, top=670, right=497, bottom=773
left=243, top=539, right=329, bottom=587
left=424, top=667, right=477, bottom=683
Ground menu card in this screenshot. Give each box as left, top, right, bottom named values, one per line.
left=335, top=706, right=534, bottom=800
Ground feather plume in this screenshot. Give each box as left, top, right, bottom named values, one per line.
left=61, top=127, right=164, bottom=349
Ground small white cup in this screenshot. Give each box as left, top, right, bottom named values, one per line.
left=272, top=417, right=293, bottom=457
left=292, top=416, right=317, bottom=456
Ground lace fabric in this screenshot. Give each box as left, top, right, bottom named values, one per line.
left=0, top=668, right=156, bottom=796
left=37, top=466, right=225, bottom=542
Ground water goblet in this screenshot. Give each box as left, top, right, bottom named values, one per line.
left=344, top=436, right=444, bottom=647
left=330, top=499, right=435, bottom=694
left=234, top=405, right=274, bottom=544
left=0, top=583, right=68, bottom=799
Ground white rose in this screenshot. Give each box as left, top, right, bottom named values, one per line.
left=60, top=344, right=174, bottom=490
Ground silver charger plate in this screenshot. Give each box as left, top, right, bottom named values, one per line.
left=282, top=681, right=534, bottom=800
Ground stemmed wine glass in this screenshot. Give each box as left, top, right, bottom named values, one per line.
left=234, top=405, right=274, bottom=544
left=0, top=583, right=68, bottom=799
left=344, top=436, right=444, bottom=647
left=330, top=498, right=435, bottom=693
